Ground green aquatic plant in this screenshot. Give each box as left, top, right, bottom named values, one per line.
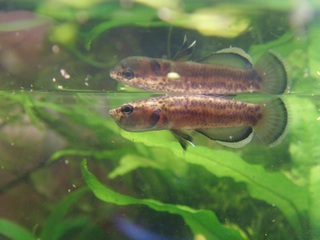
left=0, top=92, right=319, bottom=239
left=0, top=219, right=35, bottom=240
left=117, top=97, right=318, bottom=239
left=81, top=160, right=243, bottom=240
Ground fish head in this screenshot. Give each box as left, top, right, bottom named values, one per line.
left=110, top=57, right=138, bottom=82
left=110, top=56, right=170, bottom=90
left=109, top=99, right=162, bottom=132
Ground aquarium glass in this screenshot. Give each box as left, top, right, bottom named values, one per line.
left=0, top=0, right=320, bottom=239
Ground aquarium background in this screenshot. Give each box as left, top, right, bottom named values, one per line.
left=0, top=0, right=320, bottom=239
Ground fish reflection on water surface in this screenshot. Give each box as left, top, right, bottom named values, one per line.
left=109, top=95, right=288, bottom=149
left=110, top=47, right=290, bottom=95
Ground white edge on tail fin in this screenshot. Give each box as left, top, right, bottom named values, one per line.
left=217, top=132, right=254, bottom=148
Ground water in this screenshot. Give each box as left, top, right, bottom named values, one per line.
left=0, top=1, right=320, bottom=240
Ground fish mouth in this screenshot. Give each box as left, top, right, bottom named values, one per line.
left=109, top=68, right=116, bottom=79
left=109, top=108, right=117, bottom=119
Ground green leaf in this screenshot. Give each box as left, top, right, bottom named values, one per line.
left=120, top=129, right=308, bottom=238
left=108, top=153, right=164, bottom=179
left=40, top=188, right=89, bottom=240
left=286, top=96, right=320, bottom=239
left=50, top=217, right=92, bottom=240
left=108, top=144, right=188, bottom=178
left=81, top=160, right=244, bottom=240
left=307, top=23, right=320, bottom=78
left=0, top=218, right=35, bottom=240
left=183, top=147, right=308, bottom=238
left=249, top=32, right=302, bottom=57
left=309, top=165, right=320, bottom=239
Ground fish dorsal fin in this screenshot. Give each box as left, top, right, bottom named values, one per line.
left=196, top=126, right=254, bottom=148
left=198, top=47, right=253, bottom=69
left=172, top=35, right=196, bottom=62
left=171, top=129, right=194, bottom=150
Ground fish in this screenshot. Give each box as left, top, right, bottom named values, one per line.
left=110, top=47, right=290, bottom=95
left=109, top=95, right=288, bottom=149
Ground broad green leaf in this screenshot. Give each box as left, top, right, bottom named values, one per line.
left=81, top=160, right=244, bottom=240
left=120, top=129, right=308, bottom=238
left=0, top=218, right=35, bottom=240
left=40, top=188, right=89, bottom=240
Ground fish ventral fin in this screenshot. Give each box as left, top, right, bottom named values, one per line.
left=254, top=97, right=288, bottom=146
left=197, top=47, right=253, bottom=69
left=196, top=127, right=254, bottom=148
left=254, top=50, right=290, bottom=94
left=170, top=129, right=194, bottom=150
left=172, top=35, right=196, bottom=62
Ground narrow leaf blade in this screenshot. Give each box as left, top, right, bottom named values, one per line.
left=81, top=160, right=243, bottom=240
left=0, top=218, right=35, bottom=240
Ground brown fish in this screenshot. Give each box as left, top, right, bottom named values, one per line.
left=110, top=48, right=290, bottom=95
left=109, top=95, right=288, bottom=149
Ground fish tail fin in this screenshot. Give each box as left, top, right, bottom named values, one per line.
left=254, top=50, right=290, bottom=94
left=254, top=97, right=288, bottom=146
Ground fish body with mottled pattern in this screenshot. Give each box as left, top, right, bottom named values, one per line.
left=110, top=48, right=290, bottom=95
left=109, top=95, right=287, bottom=148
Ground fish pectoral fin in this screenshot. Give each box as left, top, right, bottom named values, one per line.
left=197, top=47, right=253, bottom=69
left=170, top=129, right=194, bottom=150
left=196, top=126, right=254, bottom=148
left=172, top=35, right=196, bottom=62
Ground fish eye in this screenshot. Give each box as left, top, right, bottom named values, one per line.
left=122, top=69, right=134, bottom=80
left=121, top=105, right=134, bottom=116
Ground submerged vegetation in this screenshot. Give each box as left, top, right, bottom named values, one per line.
left=1, top=0, right=320, bottom=239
